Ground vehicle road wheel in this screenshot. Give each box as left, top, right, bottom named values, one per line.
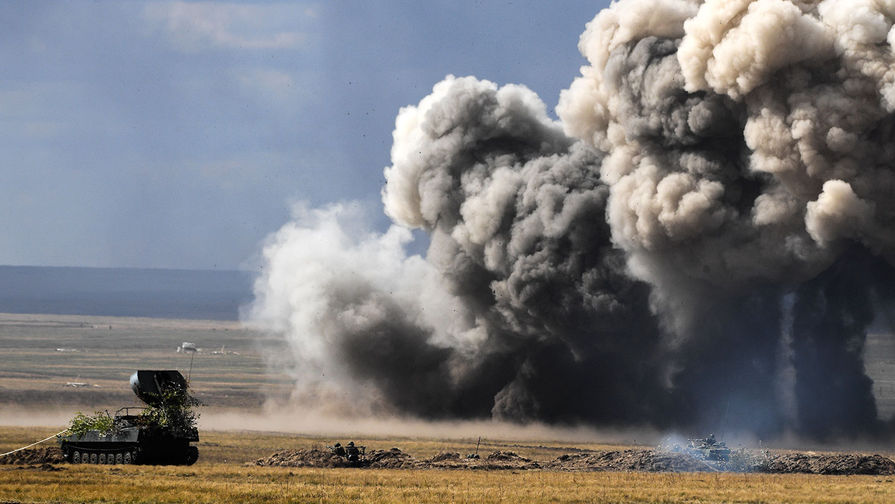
left=89, top=452, right=97, bottom=464
left=123, top=451, right=132, bottom=464
left=115, top=452, right=123, bottom=464
left=72, top=451, right=81, bottom=464
left=99, top=453, right=106, bottom=464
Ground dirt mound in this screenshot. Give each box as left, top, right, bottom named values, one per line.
left=486, top=450, right=521, bottom=461
left=0, top=448, right=65, bottom=465
left=473, top=451, right=539, bottom=470
left=421, top=450, right=539, bottom=470
left=548, top=449, right=714, bottom=473
left=366, top=448, right=419, bottom=469
left=254, top=446, right=895, bottom=475
left=548, top=449, right=895, bottom=475
left=429, top=451, right=460, bottom=462
left=255, top=447, right=420, bottom=469
left=255, top=447, right=540, bottom=471
left=423, top=452, right=475, bottom=469
left=254, top=448, right=351, bottom=468
left=758, top=453, right=895, bottom=475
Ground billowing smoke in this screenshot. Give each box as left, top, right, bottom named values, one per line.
left=248, top=0, right=895, bottom=440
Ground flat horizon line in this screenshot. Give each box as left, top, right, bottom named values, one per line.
left=0, top=264, right=256, bottom=274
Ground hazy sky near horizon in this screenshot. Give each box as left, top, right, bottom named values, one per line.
left=2, top=1, right=607, bottom=270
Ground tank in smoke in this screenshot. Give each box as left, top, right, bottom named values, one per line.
left=57, top=370, right=199, bottom=465
left=686, top=434, right=731, bottom=462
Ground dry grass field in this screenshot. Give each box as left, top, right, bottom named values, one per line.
left=4, top=464, right=895, bottom=504
left=2, top=427, right=895, bottom=504
left=3, top=313, right=895, bottom=503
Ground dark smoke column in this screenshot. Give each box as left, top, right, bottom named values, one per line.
left=383, top=76, right=670, bottom=425
left=791, top=249, right=883, bottom=439
left=554, top=0, right=895, bottom=438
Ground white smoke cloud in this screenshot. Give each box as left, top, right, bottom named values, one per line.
left=554, top=0, right=895, bottom=327
left=679, top=0, right=833, bottom=98
left=247, top=203, right=479, bottom=408
left=805, top=179, right=875, bottom=246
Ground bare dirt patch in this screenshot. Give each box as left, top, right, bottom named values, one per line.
left=0, top=447, right=64, bottom=465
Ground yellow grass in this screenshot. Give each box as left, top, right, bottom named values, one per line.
left=2, top=463, right=894, bottom=504
left=2, top=428, right=895, bottom=504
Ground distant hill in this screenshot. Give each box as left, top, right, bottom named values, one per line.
left=0, top=266, right=254, bottom=320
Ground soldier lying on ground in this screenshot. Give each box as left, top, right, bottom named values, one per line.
left=330, top=442, right=346, bottom=457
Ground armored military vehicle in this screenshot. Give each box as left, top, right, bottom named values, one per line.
left=58, top=370, right=199, bottom=465
left=686, top=434, right=731, bottom=461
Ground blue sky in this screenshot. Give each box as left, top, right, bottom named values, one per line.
left=1, top=1, right=607, bottom=270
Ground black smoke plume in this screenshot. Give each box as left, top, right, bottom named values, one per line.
left=248, top=0, right=895, bottom=440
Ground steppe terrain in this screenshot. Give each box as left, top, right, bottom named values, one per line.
left=0, top=312, right=291, bottom=418
left=2, top=313, right=895, bottom=503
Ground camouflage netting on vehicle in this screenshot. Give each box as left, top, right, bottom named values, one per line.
left=0, top=448, right=64, bottom=465
left=137, top=385, right=200, bottom=435
left=65, top=376, right=199, bottom=439
left=67, top=411, right=116, bottom=438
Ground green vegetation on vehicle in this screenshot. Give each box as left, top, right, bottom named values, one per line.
left=58, top=370, right=201, bottom=465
